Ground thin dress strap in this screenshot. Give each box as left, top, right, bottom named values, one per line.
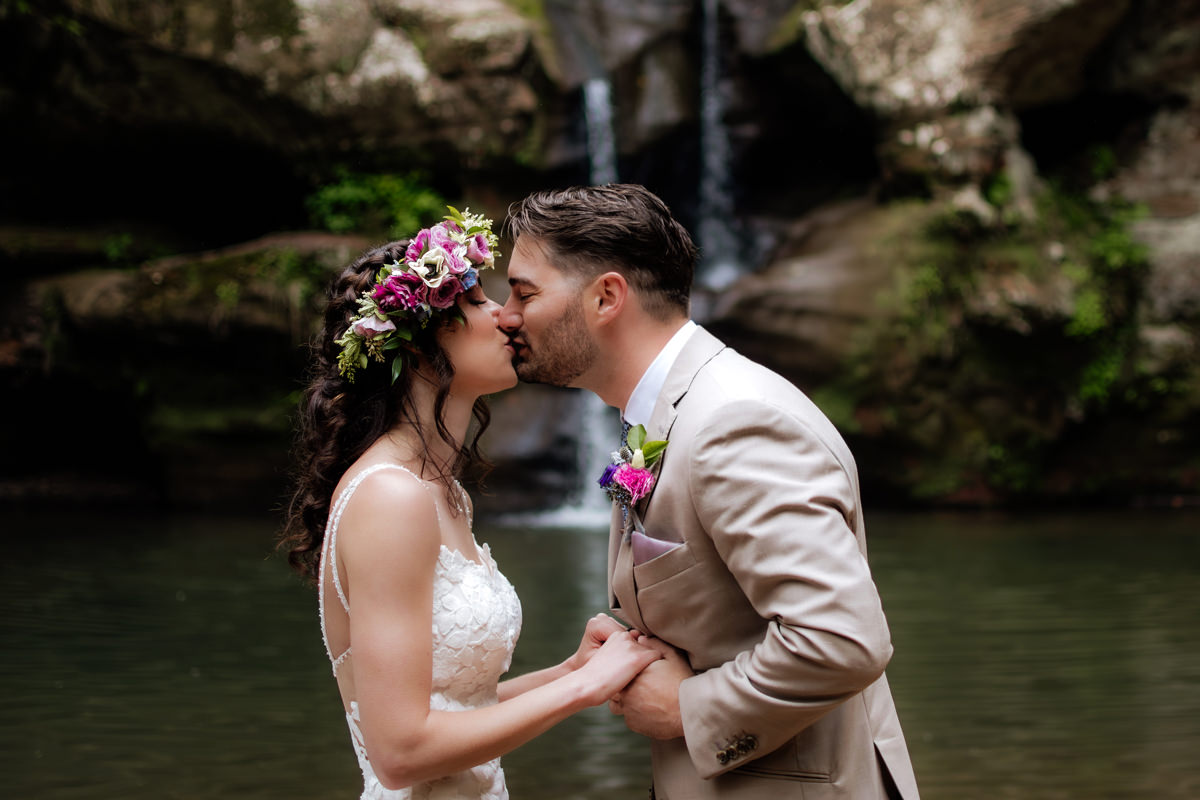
left=319, top=463, right=439, bottom=674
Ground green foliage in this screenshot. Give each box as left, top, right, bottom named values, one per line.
left=214, top=281, right=240, bottom=311
left=984, top=171, right=1013, bottom=208
left=1066, top=287, right=1107, bottom=338
left=1078, top=344, right=1124, bottom=403
left=809, top=385, right=862, bottom=435
left=905, top=263, right=946, bottom=306
left=1088, top=144, right=1118, bottom=182
left=497, top=0, right=546, bottom=21
left=103, top=233, right=135, bottom=263
left=1090, top=223, right=1148, bottom=273
left=768, top=0, right=855, bottom=52
left=1, top=0, right=83, bottom=34
left=306, top=170, right=446, bottom=238
left=824, top=172, right=1164, bottom=502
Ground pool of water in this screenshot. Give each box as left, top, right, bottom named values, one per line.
left=2, top=508, right=1197, bottom=798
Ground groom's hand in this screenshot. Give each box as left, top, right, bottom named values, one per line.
left=566, top=613, right=629, bottom=671
left=609, top=636, right=692, bottom=740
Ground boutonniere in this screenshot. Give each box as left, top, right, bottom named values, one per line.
left=598, top=424, right=668, bottom=510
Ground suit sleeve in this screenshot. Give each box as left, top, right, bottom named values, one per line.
left=676, top=398, right=893, bottom=779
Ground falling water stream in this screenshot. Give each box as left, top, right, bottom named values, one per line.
left=510, top=3, right=744, bottom=525
left=696, top=0, right=741, bottom=290
left=503, top=76, right=622, bottom=528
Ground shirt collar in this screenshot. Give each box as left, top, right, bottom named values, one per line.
left=623, top=320, right=697, bottom=426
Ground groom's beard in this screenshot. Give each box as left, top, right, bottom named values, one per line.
left=513, top=301, right=597, bottom=387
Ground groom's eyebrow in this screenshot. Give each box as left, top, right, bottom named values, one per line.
left=508, top=276, right=537, bottom=290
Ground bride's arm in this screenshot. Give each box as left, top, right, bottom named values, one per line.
left=340, top=477, right=657, bottom=791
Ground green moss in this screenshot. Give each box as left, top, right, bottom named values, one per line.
left=497, top=0, right=546, bottom=22
left=825, top=176, right=1165, bottom=502
left=1, top=0, right=84, bottom=35
left=1078, top=346, right=1123, bottom=402
left=1087, top=144, right=1118, bottom=182
left=1066, top=287, right=1107, bottom=338
left=767, top=1, right=855, bottom=52
left=984, top=171, right=1014, bottom=208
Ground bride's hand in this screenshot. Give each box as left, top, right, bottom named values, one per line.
left=564, top=613, right=629, bottom=671
left=575, top=630, right=661, bottom=706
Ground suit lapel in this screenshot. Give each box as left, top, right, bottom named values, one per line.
left=606, top=502, right=623, bottom=611
left=608, top=328, right=727, bottom=630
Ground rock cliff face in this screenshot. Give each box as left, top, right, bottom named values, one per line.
left=57, top=0, right=544, bottom=164
left=2, top=0, right=1197, bottom=507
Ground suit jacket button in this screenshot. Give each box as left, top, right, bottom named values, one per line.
left=736, top=738, right=751, bottom=754
left=745, top=735, right=758, bottom=750
left=717, top=750, right=730, bottom=765
left=724, top=747, right=739, bottom=762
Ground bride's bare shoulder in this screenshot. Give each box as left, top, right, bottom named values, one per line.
left=335, top=465, right=442, bottom=565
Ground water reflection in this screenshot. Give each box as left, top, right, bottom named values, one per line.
left=1, top=509, right=1197, bottom=798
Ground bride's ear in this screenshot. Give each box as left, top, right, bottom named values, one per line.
left=591, top=271, right=628, bottom=326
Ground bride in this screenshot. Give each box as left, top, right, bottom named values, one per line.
left=279, top=208, right=658, bottom=799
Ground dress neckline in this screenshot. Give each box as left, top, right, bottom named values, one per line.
left=438, top=539, right=495, bottom=576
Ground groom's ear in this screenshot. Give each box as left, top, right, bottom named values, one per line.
left=592, top=271, right=628, bottom=325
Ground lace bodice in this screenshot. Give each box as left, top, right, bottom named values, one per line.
left=319, top=464, right=523, bottom=800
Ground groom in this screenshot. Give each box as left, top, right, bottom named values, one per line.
left=499, top=184, right=918, bottom=799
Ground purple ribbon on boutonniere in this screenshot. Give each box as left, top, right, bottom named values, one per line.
left=598, top=423, right=667, bottom=534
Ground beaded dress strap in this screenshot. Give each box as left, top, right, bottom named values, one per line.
left=319, top=463, right=441, bottom=673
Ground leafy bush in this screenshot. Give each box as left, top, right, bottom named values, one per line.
left=306, top=170, right=446, bottom=238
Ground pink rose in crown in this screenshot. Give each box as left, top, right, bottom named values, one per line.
left=352, top=315, right=396, bottom=339
left=613, top=463, right=656, bottom=503
left=428, top=275, right=464, bottom=309
left=373, top=271, right=425, bottom=311
left=465, top=233, right=493, bottom=268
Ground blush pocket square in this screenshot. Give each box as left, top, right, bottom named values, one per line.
left=631, top=530, right=682, bottom=565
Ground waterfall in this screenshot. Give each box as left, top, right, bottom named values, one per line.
left=583, top=79, right=619, bottom=185
left=696, top=0, right=741, bottom=291
left=505, top=75, right=621, bottom=528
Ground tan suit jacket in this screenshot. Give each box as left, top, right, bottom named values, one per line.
left=608, top=327, right=919, bottom=799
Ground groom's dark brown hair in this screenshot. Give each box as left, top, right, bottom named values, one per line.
left=504, top=184, right=697, bottom=318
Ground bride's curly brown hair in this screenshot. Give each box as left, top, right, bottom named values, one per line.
left=279, top=240, right=492, bottom=584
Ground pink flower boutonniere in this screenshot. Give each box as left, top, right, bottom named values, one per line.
left=598, top=424, right=668, bottom=510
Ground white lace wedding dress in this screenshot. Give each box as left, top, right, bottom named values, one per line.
left=319, top=464, right=523, bottom=800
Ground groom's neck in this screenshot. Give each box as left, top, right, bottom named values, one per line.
left=582, top=315, right=689, bottom=411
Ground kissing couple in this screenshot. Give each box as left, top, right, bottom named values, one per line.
left=280, top=185, right=919, bottom=800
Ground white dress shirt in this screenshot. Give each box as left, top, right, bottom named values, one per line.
left=623, top=320, right=697, bottom=427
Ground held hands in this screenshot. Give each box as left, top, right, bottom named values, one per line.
left=565, top=613, right=628, bottom=672
left=608, top=635, right=693, bottom=740
left=575, top=629, right=661, bottom=707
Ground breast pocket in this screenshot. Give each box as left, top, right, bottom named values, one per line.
left=632, top=539, right=697, bottom=589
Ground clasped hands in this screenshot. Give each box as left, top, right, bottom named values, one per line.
left=576, top=614, right=692, bottom=740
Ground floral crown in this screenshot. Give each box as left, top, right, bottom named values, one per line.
left=335, top=206, right=500, bottom=383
